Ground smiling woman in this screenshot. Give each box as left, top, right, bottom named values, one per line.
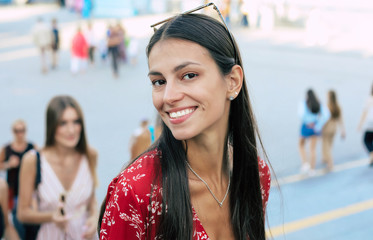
left=99, top=3, right=271, bottom=240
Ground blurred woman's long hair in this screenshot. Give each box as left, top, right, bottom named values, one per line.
left=327, top=90, right=341, bottom=119
left=306, top=89, right=320, bottom=114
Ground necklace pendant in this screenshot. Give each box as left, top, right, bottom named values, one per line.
left=219, top=202, right=223, bottom=207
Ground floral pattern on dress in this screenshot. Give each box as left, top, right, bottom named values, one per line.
left=100, top=150, right=271, bottom=240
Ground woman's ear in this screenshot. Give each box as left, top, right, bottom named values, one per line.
left=226, top=65, right=243, bottom=100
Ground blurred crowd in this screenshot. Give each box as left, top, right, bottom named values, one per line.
left=31, top=17, right=139, bottom=78
left=58, top=0, right=93, bottom=18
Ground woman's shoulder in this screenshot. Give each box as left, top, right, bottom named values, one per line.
left=258, top=157, right=271, bottom=181
left=126, top=149, right=161, bottom=174
left=86, top=147, right=98, bottom=165
left=258, top=157, right=271, bottom=204
left=107, top=149, right=162, bottom=199
left=19, top=149, right=38, bottom=172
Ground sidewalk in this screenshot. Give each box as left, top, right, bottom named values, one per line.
left=267, top=158, right=373, bottom=240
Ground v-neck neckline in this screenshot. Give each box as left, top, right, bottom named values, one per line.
left=192, top=206, right=211, bottom=239
left=41, top=154, right=84, bottom=193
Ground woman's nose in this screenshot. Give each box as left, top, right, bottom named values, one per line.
left=163, top=80, right=183, bottom=104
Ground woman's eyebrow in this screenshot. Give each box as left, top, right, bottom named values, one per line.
left=148, top=61, right=200, bottom=76
left=173, top=61, right=200, bottom=72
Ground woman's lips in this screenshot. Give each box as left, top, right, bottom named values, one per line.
left=167, top=107, right=196, bottom=124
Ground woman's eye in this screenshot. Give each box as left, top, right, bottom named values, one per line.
left=152, top=80, right=166, bottom=86
left=183, top=73, right=197, bottom=80
left=59, top=121, right=66, bottom=126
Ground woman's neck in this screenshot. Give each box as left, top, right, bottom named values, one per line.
left=185, top=134, right=229, bottom=183
left=11, top=140, right=27, bottom=151
left=45, top=145, right=78, bottom=162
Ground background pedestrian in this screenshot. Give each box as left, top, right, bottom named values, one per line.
left=31, top=17, right=52, bottom=74
left=71, top=26, right=88, bottom=74
left=298, top=89, right=330, bottom=175
left=357, top=83, right=373, bottom=167
left=0, top=120, right=36, bottom=212
left=322, top=90, right=346, bottom=171
left=129, top=116, right=162, bottom=160
left=107, top=24, right=123, bottom=78
left=51, top=18, right=60, bottom=69
left=85, top=21, right=96, bottom=65
left=17, top=95, right=98, bottom=239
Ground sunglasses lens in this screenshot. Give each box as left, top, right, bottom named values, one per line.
left=14, top=129, right=25, bottom=134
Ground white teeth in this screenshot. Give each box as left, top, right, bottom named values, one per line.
left=169, top=108, right=195, bottom=119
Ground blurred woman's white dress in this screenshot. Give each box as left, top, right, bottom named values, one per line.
left=36, top=154, right=95, bottom=240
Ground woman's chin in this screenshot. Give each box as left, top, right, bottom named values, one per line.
left=171, top=131, right=195, bottom=141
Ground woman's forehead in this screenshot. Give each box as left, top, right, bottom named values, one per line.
left=151, top=38, right=207, bottom=53
left=148, top=39, right=212, bottom=68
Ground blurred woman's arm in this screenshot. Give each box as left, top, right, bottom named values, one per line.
left=358, top=109, right=367, bottom=131
left=0, top=179, right=19, bottom=240
left=82, top=148, right=98, bottom=239
left=0, top=147, right=21, bottom=171
left=17, top=151, right=52, bottom=223
left=82, top=192, right=98, bottom=239
left=339, top=109, right=346, bottom=139
left=0, top=147, right=6, bottom=170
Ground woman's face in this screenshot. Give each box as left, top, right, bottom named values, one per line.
left=148, top=39, right=231, bottom=140
left=13, top=122, right=26, bottom=142
left=55, top=107, right=82, bottom=148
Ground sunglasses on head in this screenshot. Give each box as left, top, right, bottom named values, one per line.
left=150, top=2, right=237, bottom=63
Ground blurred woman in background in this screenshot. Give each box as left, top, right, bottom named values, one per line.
left=322, top=90, right=345, bottom=171
left=0, top=120, right=36, bottom=212
left=18, top=95, right=98, bottom=239
left=298, top=89, right=330, bottom=175
left=358, top=83, right=373, bottom=167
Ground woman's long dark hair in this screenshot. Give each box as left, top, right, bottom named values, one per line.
left=146, top=13, right=265, bottom=239
left=306, top=89, right=320, bottom=114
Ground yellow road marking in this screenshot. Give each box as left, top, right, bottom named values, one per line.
left=267, top=198, right=373, bottom=237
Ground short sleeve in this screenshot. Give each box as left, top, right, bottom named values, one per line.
left=100, top=151, right=163, bottom=240
left=100, top=175, right=147, bottom=240
left=258, top=158, right=271, bottom=216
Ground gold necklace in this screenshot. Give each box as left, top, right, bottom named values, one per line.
left=186, top=161, right=230, bottom=207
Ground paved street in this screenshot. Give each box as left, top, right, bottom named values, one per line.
left=0, top=3, right=372, bottom=239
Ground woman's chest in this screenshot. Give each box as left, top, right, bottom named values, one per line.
left=191, top=195, right=235, bottom=240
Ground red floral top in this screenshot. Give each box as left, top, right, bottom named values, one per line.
left=100, top=149, right=271, bottom=240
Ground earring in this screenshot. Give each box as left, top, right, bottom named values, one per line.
left=229, top=96, right=234, bottom=101
left=235, top=91, right=238, bottom=95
